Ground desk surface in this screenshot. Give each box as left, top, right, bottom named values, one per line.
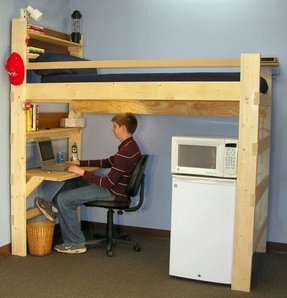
left=26, top=167, right=99, bottom=182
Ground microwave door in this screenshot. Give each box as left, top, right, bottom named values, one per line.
left=175, top=144, right=222, bottom=177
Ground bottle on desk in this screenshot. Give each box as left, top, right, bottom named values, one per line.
left=71, top=143, right=78, bottom=160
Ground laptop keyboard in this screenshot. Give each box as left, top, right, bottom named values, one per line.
left=41, top=163, right=68, bottom=172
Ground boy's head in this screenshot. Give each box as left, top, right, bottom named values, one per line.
left=112, top=113, right=138, bottom=135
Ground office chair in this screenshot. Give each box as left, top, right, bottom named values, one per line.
left=84, top=154, right=149, bottom=256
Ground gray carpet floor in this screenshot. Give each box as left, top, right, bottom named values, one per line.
left=0, top=235, right=287, bottom=298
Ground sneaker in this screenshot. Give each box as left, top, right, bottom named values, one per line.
left=35, top=196, right=58, bottom=222
left=54, top=244, right=87, bottom=254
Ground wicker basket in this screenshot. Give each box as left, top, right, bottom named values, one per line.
left=27, top=221, right=55, bottom=256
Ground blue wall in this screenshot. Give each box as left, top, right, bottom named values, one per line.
left=74, top=0, right=287, bottom=243
left=80, top=114, right=238, bottom=229
left=1, top=0, right=287, bottom=247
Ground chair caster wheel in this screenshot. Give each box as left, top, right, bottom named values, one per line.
left=107, top=250, right=114, bottom=257
left=133, top=244, right=141, bottom=252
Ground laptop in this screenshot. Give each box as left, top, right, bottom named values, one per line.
left=36, top=138, right=68, bottom=172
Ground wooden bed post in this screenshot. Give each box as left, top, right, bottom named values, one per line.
left=231, top=53, right=261, bottom=291
left=10, top=19, right=28, bottom=256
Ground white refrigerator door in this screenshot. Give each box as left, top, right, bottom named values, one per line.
left=169, top=175, right=236, bottom=284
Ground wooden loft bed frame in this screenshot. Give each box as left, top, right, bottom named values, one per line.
left=10, top=18, right=278, bottom=292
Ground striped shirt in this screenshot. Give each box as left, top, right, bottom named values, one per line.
left=80, top=137, right=142, bottom=202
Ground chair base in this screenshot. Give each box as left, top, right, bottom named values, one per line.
left=85, top=208, right=141, bottom=256
left=86, top=237, right=141, bottom=257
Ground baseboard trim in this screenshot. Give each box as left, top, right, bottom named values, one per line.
left=1, top=226, right=286, bottom=258
left=267, top=241, right=287, bottom=253
left=81, top=221, right=287, bottom=253
left=0, top=243, right=11, bottom=259
left=81, top=221, right=170, bottom=240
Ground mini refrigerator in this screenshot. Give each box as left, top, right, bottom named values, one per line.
left=169, top=175, right=236, bottom=284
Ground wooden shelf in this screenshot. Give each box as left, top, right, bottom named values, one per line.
left=10, top=19, right=84, bottom=257
left=28, top=31, right=82, bottom=48
left=26, top=167, right=98, bottom=182
left=26, top=128, right=81, bottom=142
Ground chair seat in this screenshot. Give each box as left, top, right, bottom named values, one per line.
left=84, top=200, right=130, bottom=209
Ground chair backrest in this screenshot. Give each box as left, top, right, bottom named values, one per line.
left=125, top=154, right=149, bottom=212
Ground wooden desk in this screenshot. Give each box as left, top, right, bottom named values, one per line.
left=26, top=167, right=98, bottom=182
left=26, top=167, right=98, bottom=220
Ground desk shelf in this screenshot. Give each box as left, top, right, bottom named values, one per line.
left=25, top=167, right=98, bottom=220
left=29, top=31, right=82, bottom=48
left=10, top=18, right=84, bottom=257
left=26, top=128, right=81, bottom=142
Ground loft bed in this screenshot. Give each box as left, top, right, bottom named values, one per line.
left=27, top=55, right=276, bottom=291
left=30, top=52, right=269, bottom=91
left=26, top=56, right=273, bottom=120
left=10, top=18, right=278, bottom=292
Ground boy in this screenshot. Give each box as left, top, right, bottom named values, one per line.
left=36, top=113, right=142, bottom=254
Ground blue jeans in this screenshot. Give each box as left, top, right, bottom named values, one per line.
left=54, top=178, right=114, bottom=246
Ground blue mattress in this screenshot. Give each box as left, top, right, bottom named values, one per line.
left=40, top=72, right=268, bottom=94
left=31, top=53, right=269, bottom=93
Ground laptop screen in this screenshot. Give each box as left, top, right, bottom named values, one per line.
left=37, top=139, right=55, bottom=163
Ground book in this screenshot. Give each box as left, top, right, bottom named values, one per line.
left=25, top=107, right=32, bottom=132
left=28, top=28, right=45, bottom=35
left=28, top=53, right=40, bottom=60
left=31, top=104, right=40, bottom=131
left=27, top=46, right=45, bottom=54
left=28, top=24, right=44, bottom=30
left=28, top=24, right=44, bottom=34
left=25, top=103, right=39, bottom=132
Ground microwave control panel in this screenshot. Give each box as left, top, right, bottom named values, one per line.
left=224, top=143, right=237, bottom=171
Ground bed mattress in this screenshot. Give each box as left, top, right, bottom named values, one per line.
left=39, top=72, right=268, bottom=93
left=30, top=53, right=269, bottom=93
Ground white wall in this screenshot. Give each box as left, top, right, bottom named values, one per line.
left=73, top=0, right=287, bottom=243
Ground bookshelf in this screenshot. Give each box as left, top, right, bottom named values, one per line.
left=26, top=127, right=81, bottom=142
left=28, top=31, right=81, bottom=48
left=10, top=18, right=83, bottom=256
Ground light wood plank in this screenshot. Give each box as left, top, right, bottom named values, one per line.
left=231, top=53, right=261, bottom=292
left=253, top=216, right=268, bottom=253
left=28, top=32, right=82, bottom=48
left=27, top=57, right=278, bottom=70
left=254, top=189, right=269, bottom=253
left=11, top=19, right=28, bottom=256
left=253, top=69, right=272, bottom=257
left=252, top=136, right=270, bottom=156
left=26, top=207, right=42, bottom=220
left=26, top=167, right=98, bottom=182
left=250, top=176, right=269, bottom=207
left=26, top=176, right=45, bottom=198
left=26, top=128, right=81, bottom=142
left=71, top=100, right=239, bottom=116
left=254, top=93, right=272, bottom=106
left=27, top=58, right=241, bottom=70
left=27, top=81, right=241, bottom=102
left=256, top=176, right=269, bottom=205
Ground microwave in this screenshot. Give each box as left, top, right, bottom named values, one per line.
left=171, top=136, right=238, bottom=178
